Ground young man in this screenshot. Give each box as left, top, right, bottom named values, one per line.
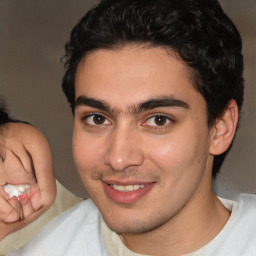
left=8, top=0, right=256, bottom=255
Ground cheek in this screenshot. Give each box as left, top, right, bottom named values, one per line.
left=147, top=130, right=209, bottom=178
left=72, top=132, right=99, bottom=171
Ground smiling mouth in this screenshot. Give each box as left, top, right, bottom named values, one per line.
left=109, top=184, right=148, bottom=192
left=103, top=181, right=155, bottom=204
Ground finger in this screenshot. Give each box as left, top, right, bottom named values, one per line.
left=30, top=184, right=42, bottom=211
left=8, top=196, right=23, bottom=220
left=0, top=153, right=7, bottom=182
left=0, top=196, right=21, bottom=223
left=19, top=193, right=34, bottom=218
left=5, top=137, right=33, bottom=174
left=25, top=130, right=56, bottom=208
left=0, top=185, right=10, bottom=200
left=6, top=143, right=34, bottom=173
left=11, top=145, right=33, bottom=175
left=0, top=135, right=6, bottom=161
left=4, top=149, right=35, bottom=185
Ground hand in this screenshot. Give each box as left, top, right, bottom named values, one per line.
left=0, top=123, right=56, bottom=240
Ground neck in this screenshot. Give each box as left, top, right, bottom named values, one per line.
left=121, top=174, right=230, bottom=256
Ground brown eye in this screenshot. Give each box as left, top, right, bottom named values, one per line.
left=93, top=114, right=106, bottom=125
left=84, top=114, right=111, bottom=126
left=144, top=115, right=171, bottom=128
left=154, top=115, right=167, bottom=126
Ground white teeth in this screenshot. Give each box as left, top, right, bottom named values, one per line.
left=110, top=184, right=146, bottom=192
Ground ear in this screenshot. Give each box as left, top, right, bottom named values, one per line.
left=209, top=100, right=239, bottom=156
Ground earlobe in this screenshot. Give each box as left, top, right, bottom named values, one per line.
left=209, top=100, right=239, bottom=155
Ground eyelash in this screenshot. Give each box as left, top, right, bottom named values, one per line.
left=80, top=113, right=174, bottom=129
left=143, top=114, right=174, bottom=129
left=81, top=113, right=111, bottom=127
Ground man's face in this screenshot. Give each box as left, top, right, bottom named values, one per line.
left=73, top=46, right=215, bottom=234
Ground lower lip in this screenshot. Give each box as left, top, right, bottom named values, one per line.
left=102, top=182, right=155, bottom=204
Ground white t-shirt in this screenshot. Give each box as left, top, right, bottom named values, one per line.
left=102, top=197, right=240, bottom=256
left=7, top=193, right=256, bottom=256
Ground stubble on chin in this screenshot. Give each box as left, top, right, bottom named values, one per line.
left=106, top=211, right=172, bottom=235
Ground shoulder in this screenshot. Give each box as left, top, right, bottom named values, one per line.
left=206, top=193, right=256, bottom=255
left=237, top=192, right=256, bottom=206
left=235, top=193, right=256, bottom=227
left=235, top=193, right=256, bottom=226
left=231, top=193, right=256, bottom=222
left=7, top=199, right=108, bottom=256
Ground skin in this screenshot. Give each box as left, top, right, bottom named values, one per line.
left=73, top=46, right=238, bottom=255
left=0, top=123, right=56, bottom=240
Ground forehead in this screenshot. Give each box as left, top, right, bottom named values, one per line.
left=74, top=46, right=202, bottom=110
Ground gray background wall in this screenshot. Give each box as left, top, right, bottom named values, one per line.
left=0, top=0, right=255, bottom=198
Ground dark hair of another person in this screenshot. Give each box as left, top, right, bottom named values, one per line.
left=0, top=101, right=10, bottom=126
left=61, top=0, right=244, bottom=177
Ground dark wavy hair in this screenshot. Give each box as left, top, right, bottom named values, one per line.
left=61, top=0, right=244, bottom=176
left=0, top=100, right=10, bottom=126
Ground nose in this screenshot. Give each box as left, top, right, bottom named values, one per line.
left=103, top=125, right=144, bottom=172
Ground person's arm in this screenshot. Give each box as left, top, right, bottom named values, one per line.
left=0, top=121, right=56, bottom=240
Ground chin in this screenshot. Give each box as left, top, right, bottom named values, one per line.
left=104, top=213, right=169, bottom=235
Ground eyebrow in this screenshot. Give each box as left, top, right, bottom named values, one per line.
left=75, top=96, right=110, bottom=112
left=74, top=95, right=190, bottom=114
left=138, top=96, right=190, bottom=112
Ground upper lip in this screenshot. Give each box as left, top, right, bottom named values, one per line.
left=102, top=179, right=155, bottom=186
